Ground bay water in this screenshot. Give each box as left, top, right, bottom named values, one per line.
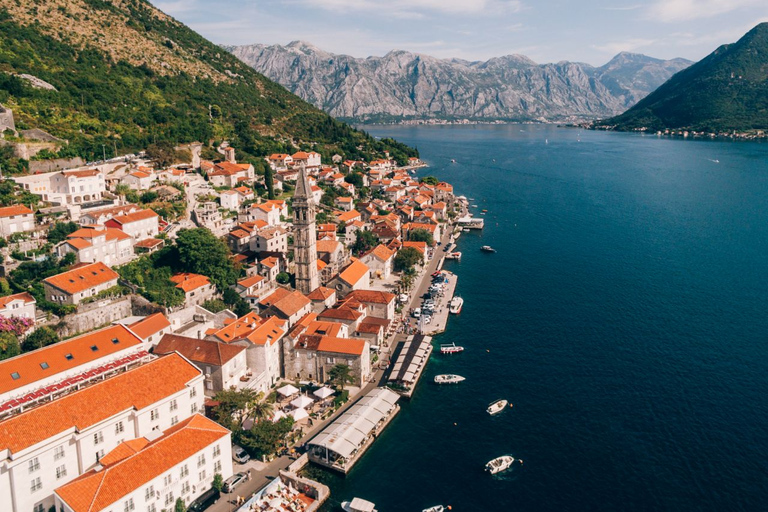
left=312, top=125, right=768, bottom=511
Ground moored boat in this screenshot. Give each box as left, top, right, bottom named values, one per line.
left=485, top=455, right=515, bottom=474
left=341, top=498, right=377, bottom=512
left=434, top=374, right=465, bottom=384
left=446, top=251, right=462, bottom=260
left=480, top=245, right=496, bottom=253
left=487, top=399, right=508, bottom=415
left=423, top=506, right=446, bottom=512
left=449, top=296, right=464, bottom=314
left=440, top=342, right=464, bottom=354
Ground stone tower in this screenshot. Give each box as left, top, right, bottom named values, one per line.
left=292, top=165, right=319, bottom=294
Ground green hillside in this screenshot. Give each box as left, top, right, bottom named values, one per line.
left=595, top=23, right=768, bottom=133
left=0, top=0, right=416, bottom=168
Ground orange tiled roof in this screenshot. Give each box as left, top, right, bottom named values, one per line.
left=211, top=311, right=263, bottom=342
left=336, top=210, right=361, bottom=223
left=64, top=237, right=92, bottom=250
left=68, top=226, right=132, bottom=242
left=0, top=324, right=141, bottom=395
left=368, top=244, right=394, bottom=261
left=316, top=259, right=327, bottom=272
left=0, top=292, right=35, bottom=309
left=237, top=275, right=265, bottom=288
left=318, top=306, right=363, bottom=321
left=304, top=320, right=344, bottom=338
left=345, top=289, right=396, bottom=305
left=43, top=262, right=119, bottom=295
left=316, top=336, right=366, bottom=356
left=63, top=169, right=100, bottom=178
left=316, top=239, right=341, bottom=254
left=403, top=241, right=427, bottom=254
left=0, top=353, right=200, bottom=454
left=307, top=287, right=335, bottom=301
left=170, top=273, right=211, bottom=293
left=154, top=334, right=245, bottom=365
left=211, top=162, right=251, bottom=175
left=135, top=238, right=163, bottom=249
left=270, top=290, right=311, bottom=318
left=245, top=316, right=286, bottom=346
left=128, top=312, right=170, bottom=340
left=109, top=209, right=159, bottom=225
left=338, top=259, right=369, bottom=286
left=0, top=205, right=33, bottom=218
left=129, top=171, right=150, bottom=179
left=55, top=415, right=229, bottom=512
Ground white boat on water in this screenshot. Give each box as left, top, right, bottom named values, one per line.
left=446, top=251, right=462, bottom=261
left=342, top=498, right=377, bottom=512
left=423, top=506, right=447, bottom=512
left=487, top=399, right=508, bottom=415
left=485, top=455, right=515, bottom=474
left=480, top=245, right=496, bottom=253
left=440, top=343, right=464, bottom=354
left=463, top=228, right=470, bottom=232
left=434, top=374, right=465, bottom=384
left=449, top=296, right=464, bottom=314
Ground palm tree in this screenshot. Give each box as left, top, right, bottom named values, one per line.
left=329, top=364, right=355, bottom=391
left=250, top=400, right=274, bottom=423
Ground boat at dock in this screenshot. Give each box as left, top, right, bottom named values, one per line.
left=446, top=251, right=462, bottom=261
left=440, top=342, right=464, bottom=354
left=342, top=498, right=377, bottom=512
left=423, top=506, right=447, bottom=512
left=434, top=374, right=465, bottom=384
left=487, top=399, right=508, bottom=415
left=480, top=246, right=496, bottom=253
left=449, top=296, right=464, bottom=314
left=485, top=455, right=515, bottom=474
left=463, top=228, right=470, bottom=232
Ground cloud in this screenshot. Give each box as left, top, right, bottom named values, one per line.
left=603, top=4, right=642, bottom=11
left=296, top=0, right=525, bottom=15
left=592, top=38, right=657, bottom=55
left=646, top=0, right=764, bottom=22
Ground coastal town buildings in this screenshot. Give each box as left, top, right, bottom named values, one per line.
left=104, top=209, right=160, bottom=241
left=170, top=273, right=217, bottom=307
left=56, top=226, right=135, bottom=266
left=293, top=166, right=320, bottom=294
left=0, top=205, right=35, bottom=237
left=43, top=262, right=120, bottom=306
left=0, top=292, right=36, bottom=324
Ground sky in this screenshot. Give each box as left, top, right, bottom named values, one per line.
left=151, top=0, right=768, bottom=65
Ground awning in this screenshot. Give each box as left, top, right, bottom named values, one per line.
left=313, top=386, right=335, bottom=399
left=291, top=395, right=315, bottom=409
left=291, top=408, right=309, bottom=421
left=277, top=384, right=300, bottom=397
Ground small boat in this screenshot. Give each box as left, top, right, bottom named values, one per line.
left=463, top=228, right=470, bottom=232
left=485, top=455, right=515, bottom=474
left=423, top=506, right=446, bottom=512
left=434, top=374, right=465, bottom=384
left=342, top=498, right=377, bottom=512
left=449, top=296, right=464, bottom=314
left=446, top=251, right=462, bottom=261
left=481, top=209, right=488, bottom=213
left=480, top=246, right=496, bottom=253
left=440, top=343, right=464, bottom=354
left=451, top=159, right=456, bottom=163
left=487, top=399, right=508, bottom=415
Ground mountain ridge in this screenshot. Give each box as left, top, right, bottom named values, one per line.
left=226, top=42, right=692, bottom=123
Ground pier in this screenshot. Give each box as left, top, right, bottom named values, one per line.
left=387, top=334, right=434, bottom=398
left=422, top=270, right=458, bottom=336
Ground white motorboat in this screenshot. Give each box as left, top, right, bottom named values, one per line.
left=449, top=296, right=464, bottom=314
left=423, top=506, right=446, bottom=512
left=440, top=343, right=464, bottom=354
left=341, top=498, right=377, bottom=512
left=480, top=245, right=496, bottom=253
left=434, top=374, right=465, bottom=384
left=485, top=455, right=515, bottom=474
left=487, top=399, right=509, bottom=415
left=446, top=251, right=462, bottom=260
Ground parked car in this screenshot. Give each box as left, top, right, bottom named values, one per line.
left=399, top=293, right=409, bottom=303
left=222, top=472, right=247, bottom=493
left=412, top=308, right=421, bottom=318
left=232, top=445, right=250, bottom=464
left=188, top=487, right=220, bottom=512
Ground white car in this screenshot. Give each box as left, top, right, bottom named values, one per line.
left=412, top=308, right=421, bottom=318
left=399, top=293, right=409, bottom=303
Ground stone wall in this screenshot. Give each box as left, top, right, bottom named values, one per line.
left=55, top=296, right=133, bottom=338
left=29, top=157, right=85, bottom=174
left=11, top=141, right=60, bottom=160
left=0, top=104, right=15, bottom=135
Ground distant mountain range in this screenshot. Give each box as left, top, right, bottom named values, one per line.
left=596, top=23, right=768, bottom=132
left=226, top=42, right=691, bottom=123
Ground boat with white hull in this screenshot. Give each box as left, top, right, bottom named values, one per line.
left=342, top=498, right=377, bottom=512
left=434, top=374, right=465, bottom=384
left=487, top=399, right=508, bottom=415
left=485, top=455, right=515, bottom=474
left=449, top=296, right=464, bottom=314
left=423, top=506, right=447, bottom=512
left=440, top=343, right=464, bottom=354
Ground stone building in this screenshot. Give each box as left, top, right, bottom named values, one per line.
left=292, top=166, right=319, bottom=294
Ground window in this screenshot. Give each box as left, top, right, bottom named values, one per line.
left=34, top=504, right=45, bottom=512
left=112, top=337, right=120, bottom=344
left=164, top=493, right=174, bottom=506
left=191, top=402, right=198, bottom=414
left=171, top=416, right=178, bottom=426
left=124, top=498, right=135, bottom=512
left=115, top=421, right=124, bottom=434
left=65, top=353, right=74, bottom=360
left=90, top=345, right=99, bottom=352
left=198, top=470, right=206, bottom=481
left=150, top=409, right=159, bottom=421
left=197, top=454, right=206, bottom=467
left=96, top=449, right=105, bottom=462
left=11, top=372, right=20, bottom=380
left=147, top=505, right=156, bottom=512
left=40, top=362, right=49, bottom=370
left=94, top=432, right=104, bottom=445
left=163, top=474, right=172, bottom=487
left=56, top=465, right=67, bottom=479
left=145, top=485, right=155, bottom=501
left=326, top=357, right=334, bottom=364
left=181, top=481, right=191, bottom=495
left=28, top=457, right=40, bottom=473
left=54, top=445, right=65, bottom=461
left=190, top=387, right=197, bottom=398
left=180, top=464, right=189, bottom=478
left=30, top=477, right=42, bottom=493
left=214, top=460, right=222, bottom=473
left=213, top=445, right=221, bottom=457
left=169, top=399, right=178, bottom=411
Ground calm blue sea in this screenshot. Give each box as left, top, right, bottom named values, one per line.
left=312, top=125, right=768, bottom=511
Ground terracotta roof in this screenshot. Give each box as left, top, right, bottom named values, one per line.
left=234, top=186, right=253, bottom=195
left=316, top=259, right=327, bottom=271
left=259, top=288, right=290, bottom=308
left=0, top=353, right=200, bottom=455
left=134, top=238, right=163, bottom=249
left=211, top=162, right=251, bottom=175
left=0, top=324, right=141, bottom=396
left=356, top=322, right=384, bottom=334
left=307, top=287, right=335, bottom=301
left=154, top=334, right=245, bottom=365
left=338, top=259, right=370, bottom=287
left=367, top=244, right=394, bottom=261
left=335, top=196, right=353, bottom=203
left=270, top=290, right=311, bottom=318
left=0, top=205, right=33, bottom=218
left=170, top=273, right=211, bottom=293
left=129, top=171, right=150, bottom=179
left=229, top=228, right=251, bottom=240
left=304, top=320, right=344, bottom=338
left=346, top=290, right=396, bottom=305
left=63, top=169, right=100, bottom=178
left=210, top=312, right=263, bottom=342
left=316, top=336, right=366, bottom=356
left=237, top=275, right=265, bottom=288
left=64, top=238, right=92, bottom=250
left=109, top=209, right=159, bottom=225
left=336, top=210, right=361, bottom=223
left=81, top=204, right=139, bottom=221
left=0, top=292, right=35, bottom=309
left=318, top=306, right=363, bottom=321
left=269, top=153, right=291, bottom=160
left=44, top=262, right=119, bottom=295
left=68, top=226, right=132, bottom=242
left=245, top=316, right=286, bottom=346
left=128, top=313, right=171, bottom=340
left=318, top=224, right=336, bottom=232
left=55, top=415, right=229, bottom=512
left=316, top=239, right=341, bottom=254
left=292, top=151, right=310, bottom=159
left=403, top=241, right=427, bottom=254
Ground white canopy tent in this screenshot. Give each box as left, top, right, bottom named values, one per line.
left=291, top=408, right=309, bottom=421
left=313, top=386, right=335, bottom=399
left=291, top=395, right=315, bottom=409
left=271, top=410, right=287, bottom=423
left=277, top=384, right=300, bottom=397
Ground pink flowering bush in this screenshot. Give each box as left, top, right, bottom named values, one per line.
left=0, top=316, right=34, bottom=337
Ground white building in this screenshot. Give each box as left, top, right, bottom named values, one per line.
left=50, top=169, right=105, bottom=205
left=121, top=170, right=156, bottom=190
left=250, top=226, right=287, bottom=254
left=0, top=292, right=36, bottom=325
left=43, top=262, right=120, bottom=306
left=0, top=205, right=35, bottom=237
left=105, top=209, right=159, bottom=241
left=219, top=189, right=240, bottom=211
left=170, top=273, right=217, bottom=308
left=56, top=226, right=135, bottom=266
left=0, top=353, right=205, bottom=512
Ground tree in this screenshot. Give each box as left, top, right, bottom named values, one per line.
left=329, top=363, right=355, bottom=390
left=420, top=176, right=439, bottom=186
left=345, top=172, right=364, bottom=188
left=276, top=272, right=291, bottom=285
left=394, top=247, right=423, bottom=272
left=175, top=228, right=239, bottom=289
left=351, top=230, right=379, bottom=256
left=239, top=417, right=294, bottom=458
left=212, top=388, right=260, bottom=432
left=212, top=473, right=224, bottom=493
left=146, top=141, right=180, bottom=167
left=48, top=222, right=79, bottom=244
left=22, top=326, right=59, bottom=352
left=408, top=228, right=434, bottom=246
left=0, top=332, right=20, bottom=361
left=174, top=497, right=186, bottom=512
left=250, top=401, right=274, bottom=423
left=139, top=191, right=158, bottom=204
left=265, top=166, right=275, bottom=200
left=202, top=299, right=227, bottom=313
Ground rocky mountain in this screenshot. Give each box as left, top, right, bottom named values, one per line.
left=226, top=42, right=691, bottom=123
left=596, top=23, right=768, bottom=132
left=0, top=0, right=415, bottom=164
